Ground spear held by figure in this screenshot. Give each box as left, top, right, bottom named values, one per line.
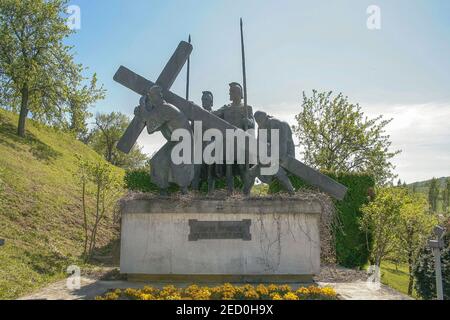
left=240, top=18, right=250, bottom=171
left=186, top=34, right=191, bottom=101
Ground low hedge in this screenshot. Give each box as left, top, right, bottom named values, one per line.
left=124, top=168, right=242, bottom=194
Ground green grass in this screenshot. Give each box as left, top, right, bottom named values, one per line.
left=380, top=261, right=419, bottom=298
left=0, top=109, right=124, bottom=299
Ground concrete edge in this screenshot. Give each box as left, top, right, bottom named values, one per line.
left=126, top=274, right=315, bottom=284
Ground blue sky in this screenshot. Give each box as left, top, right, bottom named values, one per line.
left=67, top=0, right=450, bottom=183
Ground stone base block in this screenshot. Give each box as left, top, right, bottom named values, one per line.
left=120, top=197, right=322, bottom=281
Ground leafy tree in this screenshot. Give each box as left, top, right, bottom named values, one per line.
left=75, top=155, right=122, bottom=262
left=362, top=187, right=437, bottom=296
left=293, top=90, right=401, bottom=185
left=395, top=193, right=436, bottom=295
left=0, top=0, right=104, bottom=137
left=87, top=112, right=147, bottom=169
left=67, top=73, right=105, bottom=140
left=428, top=178, right=440, bottom=212
left=360, top=187, right=405, bottom=267
left=443, top=178, right=450, bottom=214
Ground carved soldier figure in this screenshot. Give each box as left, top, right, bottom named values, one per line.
left=192, top=91, right=219, bottom=193
left=214, top=82, right=255, bottom=194
left=134, top=85, right=194, bottom=195
left=243, top=111, right=295, bottom=195
left=214, top=83, right=255, bottom=130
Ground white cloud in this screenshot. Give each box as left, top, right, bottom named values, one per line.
left=363, top=102, right=450, bottom=183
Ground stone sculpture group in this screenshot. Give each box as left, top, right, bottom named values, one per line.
left=113, top=40, right=348, bottom=200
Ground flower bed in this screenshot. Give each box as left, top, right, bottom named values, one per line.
left=96, top=284, right=338, bottom=300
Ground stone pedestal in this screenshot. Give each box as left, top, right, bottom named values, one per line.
left=120, top=196, right=322, bottom=283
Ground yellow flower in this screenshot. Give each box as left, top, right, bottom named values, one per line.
left=184, top=285, right=200, bottom=296
left=296, top=287, right=310, bottom=295
left=243, top=289, right=260, bottom=300
left=159, top=285, right=181, bottom=299
left=278, top=285, right=291, bottom=293
left=267, top=284, right=279, bottom=292
left=95, top=283, right=338, bottom=301
left=271, top=293, right=283, bottom=300
left=190, top=288, right=211, bottom=300
left=321, top=287, right=337, bottom=297
left=142, top=286, right=157, bottom=294
left=283, top=292, right=299, bottom=300
left=256, top=284, right=269, bottom=296
left=124, top=288, right=140, bottom=299
left=102, top=292, right=119, bottom=300
left=165, top=293, right=182, bottom=300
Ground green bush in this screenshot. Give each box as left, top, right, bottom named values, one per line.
left=414, top=222, right=449, bottom=300
left=124, top=168, right=243, bottom=194
left=269, top=172, right=375, bottom=268
left=124, top=169, right=178, bottom=193
left=124, top=169, right=159, bottom=193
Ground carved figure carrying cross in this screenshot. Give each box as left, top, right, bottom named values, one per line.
left=114, top=41, right=348, bottom=200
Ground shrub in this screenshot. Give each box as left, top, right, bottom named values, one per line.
left=124, top=168, right=181, bottom=193
left=124, top=169, right=160, bottom=193
left=414, top=221, right=449, bottom=300
left=124, top=167, right=242, bottom=194
left=269, top=172, right=375, bottom=268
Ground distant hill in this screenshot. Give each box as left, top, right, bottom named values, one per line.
left=408, top=177, right=449, bottom=214
left=0, top=109, right=124, bottom=299
left=408, top=177, right=449, bottom=191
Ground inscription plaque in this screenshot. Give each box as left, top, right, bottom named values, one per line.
left=188, top=219, right=251, bottom=241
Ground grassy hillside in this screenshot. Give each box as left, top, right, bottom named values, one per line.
left=0, top=109, right=124, bottom=299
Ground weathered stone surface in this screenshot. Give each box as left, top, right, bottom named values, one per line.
left=120, top=198, right=322, bottom=278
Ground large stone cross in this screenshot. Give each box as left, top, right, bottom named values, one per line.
left=114, top=42, right=348, bottom=200
left=116, top=41, right=193, bottom=153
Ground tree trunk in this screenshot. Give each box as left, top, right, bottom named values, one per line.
left=87, top=182, right=101, bottom=260
left=17, top=83, right=29, bottom=137
left=408, top=252, right=414, bottom=296
left=408, top=250, right=414, bottom=296
left=107, top=143, right=113, bottom=163
left=82, top=180, right=89, bottom=261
